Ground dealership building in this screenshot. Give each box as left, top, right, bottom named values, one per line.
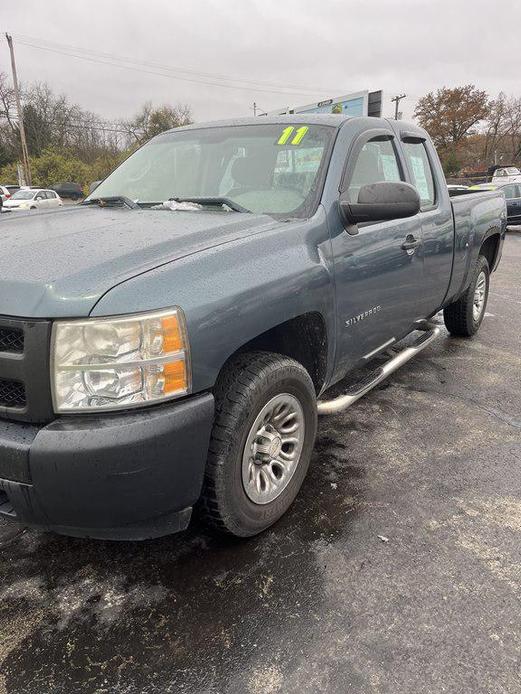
left=266, top=90, right=383, bottom=118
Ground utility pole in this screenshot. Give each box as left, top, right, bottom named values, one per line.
left=391, top=93, right=406, bottom=121
left=6, top=33, right=31, bottom=185
left=251, top=102, right=267, bottom=117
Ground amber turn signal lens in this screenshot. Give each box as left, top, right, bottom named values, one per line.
left=161, top=315, right=183, bottom=353
left=163, top=360, right=187, bottom=394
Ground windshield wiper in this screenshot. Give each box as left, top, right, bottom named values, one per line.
left=82, top=196, right=139, bottom=209
left=171, top=196, right=251, bottom=213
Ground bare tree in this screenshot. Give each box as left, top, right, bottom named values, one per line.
left=0, top=72, right=21, bottom=165
left=503, top=96, right=521, bottom=162
left=121, top=102, right=193, bottom=146
left=482, top=93, right=507, bottom=165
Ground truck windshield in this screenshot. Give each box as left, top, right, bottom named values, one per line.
left=87, top=123, right=334, bottom=218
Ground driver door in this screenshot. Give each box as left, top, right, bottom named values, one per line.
left=330, top=129, right=424, bottom=376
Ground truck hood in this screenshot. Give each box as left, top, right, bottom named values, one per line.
left=0, top=206, right=278, bottom=318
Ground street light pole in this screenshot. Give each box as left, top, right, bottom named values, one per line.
left=5, top=33, right=32, bottom=185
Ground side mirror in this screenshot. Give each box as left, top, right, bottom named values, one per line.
left=340, top=181, right=421, bottom=225
left=88, top=180, right=101, bottom=195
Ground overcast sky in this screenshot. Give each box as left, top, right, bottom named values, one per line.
left=1, top=0, right=519, bottom=125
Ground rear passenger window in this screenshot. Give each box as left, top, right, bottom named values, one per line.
left=402, top=142, right=436, bottom=208
left=346, top=138, right=403, bottom=203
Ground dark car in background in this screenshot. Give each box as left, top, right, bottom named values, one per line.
left=50, top=182, right=84, bottom=200
left=498, top=183, right=521, bottom=225
left=470, top=182, right=521, bottom=225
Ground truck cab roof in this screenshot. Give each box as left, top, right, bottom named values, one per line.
left=163, top=114, right=427, bottom=136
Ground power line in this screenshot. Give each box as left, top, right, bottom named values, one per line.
left=0, top=112, right=133, bottom=135
left=11, top=33, right=341, bottom=95
left=6, top=32, right=345, bottom=97
left=1, top=35, right=337, bottom=99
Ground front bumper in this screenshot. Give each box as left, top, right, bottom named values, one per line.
left=0, top=393, right=214, bottom=540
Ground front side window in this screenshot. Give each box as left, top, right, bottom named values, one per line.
left=346, top=137, right=403, bottom=203
left=502, top=184, right=516, bottom=199
left=88, top=123, right=334, bottom=218
left=402, top=141, right=436, bottom=208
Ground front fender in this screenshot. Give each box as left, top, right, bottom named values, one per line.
left=91, top=209, right=335, bottom=393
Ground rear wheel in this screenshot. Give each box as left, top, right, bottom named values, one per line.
left=201, top=351, right=317, bottom=537
left=443, top=255, right=490, bottom=337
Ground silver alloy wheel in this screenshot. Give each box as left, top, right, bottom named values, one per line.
left=242, top=393, right=305, bottom=505
left=473, top=271, right=487, bottom=321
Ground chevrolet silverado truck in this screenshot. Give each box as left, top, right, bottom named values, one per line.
left=0, top=115, right=507, bottom=540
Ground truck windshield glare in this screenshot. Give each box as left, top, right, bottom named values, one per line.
left=87, top=123, right=334, bottom=218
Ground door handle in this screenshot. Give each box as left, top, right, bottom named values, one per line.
left=401, top=235, right=421, bottom=251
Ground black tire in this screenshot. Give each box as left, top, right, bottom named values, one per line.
left=443, top=255, right=490, bottom=337
left=200, top=351, right=317, bottom=537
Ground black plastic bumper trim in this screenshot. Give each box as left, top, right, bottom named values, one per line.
left=0, top=393, right=214, bottom=540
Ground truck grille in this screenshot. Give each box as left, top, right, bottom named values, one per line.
left=0, top=327, right=24, bottom=353
left=0, top=379, right=26, bottom=408
left=0, top=317, right=53, bottom=423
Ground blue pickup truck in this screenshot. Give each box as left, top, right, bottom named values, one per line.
left=0, top=115, right=507, bottom=540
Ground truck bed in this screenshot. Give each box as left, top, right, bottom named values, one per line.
left=446, top=189, right=506, bottom=302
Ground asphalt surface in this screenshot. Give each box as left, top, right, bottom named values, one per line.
left=0, top=232, right=520, bottom=694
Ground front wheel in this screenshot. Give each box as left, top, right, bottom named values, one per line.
left=201, top=351, right=317, bottom=537
left=443, top=255, right=490, bottom=337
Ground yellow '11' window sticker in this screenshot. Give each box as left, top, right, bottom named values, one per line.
left=277, top=126, right=309, bottom=146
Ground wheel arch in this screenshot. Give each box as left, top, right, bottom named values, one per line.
left=215, top=312, right=329, bottom=396
left=479, top=230, right=502, bottom=272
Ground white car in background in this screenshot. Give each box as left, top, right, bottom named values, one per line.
left=491, top=166, right=521, bottom=184
left=3, top=188, right=63, bottom=212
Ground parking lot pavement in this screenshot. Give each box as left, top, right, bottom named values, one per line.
left=0, top=233, right=520, bottom=694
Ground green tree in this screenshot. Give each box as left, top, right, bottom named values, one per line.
left=0, top=149, right=90, bottom=189
left=442, top=149, right=461, bottom=176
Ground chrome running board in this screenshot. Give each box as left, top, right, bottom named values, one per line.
left=317, top=321, right=441, bottom=416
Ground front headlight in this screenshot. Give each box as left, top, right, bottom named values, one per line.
left=51, top=308, right=191, bottom=413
